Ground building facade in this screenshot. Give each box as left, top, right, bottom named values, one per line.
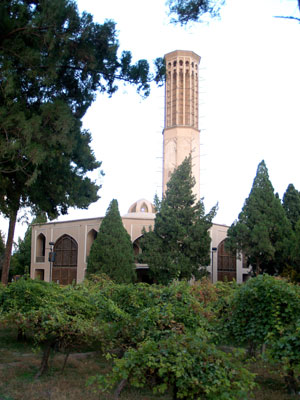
left=31, top=213, right=250, bottom=284
left=30, top=199, right=155, bottom=285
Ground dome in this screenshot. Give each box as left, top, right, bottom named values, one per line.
left=123, top=199, right=156, bottom=219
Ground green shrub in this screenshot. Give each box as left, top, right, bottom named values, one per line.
left=222, top=275, right=300, bottom=353
left=95, top=330, right=255, bottom=399
left=267, top=319, right=300, bottom=394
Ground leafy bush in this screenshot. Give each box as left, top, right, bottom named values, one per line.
left=95, top=330, right=255, bottom=399
left=0, top=279, right=105, bottom=376
left=221, top=275, right=300, bottom=353
left=267, top=319, right=300, bottom=394
left=86, top=279, right=255, bottom=398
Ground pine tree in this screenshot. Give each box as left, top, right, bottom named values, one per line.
left=87, top=199, right=136, bottom=283
left=226, top=160, right=293, bottom=275
left=140, top=156, right=217, bottom=284
left=282, top=184, right=300, bottom=230
left=0, top=0, right=164, bottom=284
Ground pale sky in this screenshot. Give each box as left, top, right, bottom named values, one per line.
left=2, top=0, right=300, bottom=242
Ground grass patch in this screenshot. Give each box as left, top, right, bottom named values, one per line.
left=0, top=354, right=171, bottom=400
left=249, top=360, right=299, bottom=400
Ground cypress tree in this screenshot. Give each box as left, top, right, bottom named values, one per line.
left=282, top=185, right=300, bottom=281
left=282, top=184, right=300, bottom=230
left=141, top=156, right=217, bottom=284
left=87, top=199, right=136, bottom=283
left=226, top=160, right=292, bottom=275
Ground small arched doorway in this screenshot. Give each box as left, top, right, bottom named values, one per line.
left=217, top=239, right=236, bottom=281
left=53, top=235, right=78, bottom=285
left=36, top=233, right=46, bottom=263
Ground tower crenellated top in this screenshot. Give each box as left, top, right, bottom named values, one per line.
left=164, top=50, right=200, bottom=130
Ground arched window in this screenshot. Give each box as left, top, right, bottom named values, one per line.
left=140, top=202, right=148, bottom=213
left=217, top=239, right=236, bottom=281
left=133, top=238, right=141, bottom=262
left=86, top=229, right=97, bottom=261
left=36, top=233, right=46, bottom=263
left=52, top=235, right=78, bottom=285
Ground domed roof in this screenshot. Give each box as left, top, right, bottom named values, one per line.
left=123, top=199, right=156, bottom=219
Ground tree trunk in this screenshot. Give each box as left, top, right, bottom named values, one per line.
left=1, top=210, right=18, bottom=285
left=247, top=341, right=257, bottom=358
left=17, top=327, right=27, bottom=342
left=113, top=379, right=127, bottom=400
left=256, top=258, right=261, bottom=276
left=173, top=384, right=178, bottom=400
left=61, top=352, right=70, bottom=373
left=35, top=343, right=52, bottom=378
left=285, top=368, right=298, bottom=395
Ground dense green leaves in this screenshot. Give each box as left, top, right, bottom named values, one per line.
left=88, top=279, right=255, bottom=399
left=87, top=199, right=136, bottom=283
left=267, top=319, right=300, bottom=394
left=2, top=273, right=299, bottom=395
left=0, top=278, right=105, bottom=376
left=99, top=331, right=255, bottom=400
left=141, top=157, right=217, bottom=284
left=226, top=160, right=293, bottom=275
left=3, top=275, right=300, bottom=395
left=282, top=184, right=300, bottom=230
left=0, top=0, right=163, bottom=284
left=221, top=275, right=300, bottom=351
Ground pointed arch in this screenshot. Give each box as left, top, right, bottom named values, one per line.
left=86, top=229, right=97, bottom=260
left=36, top=233, right=46, bottom=263
left=133, top=237, right=141, bottom=261
left=52, top=234, right=78, bottom=285
left=140, top=202, right=149, bottom=213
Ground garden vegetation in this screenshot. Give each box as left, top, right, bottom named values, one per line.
left=1, top=274, right=300, bottom=399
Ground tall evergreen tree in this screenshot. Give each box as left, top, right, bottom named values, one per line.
left=0, top=0, right=164, bottom=284
left=226, top=160, right=293, bottom=275
left=87, top=199, right=136, bottom=283
left=282, top=184, right=300, bottom=230
left=140, top=156, right=217, bottom=285
left=281, top=185, right=300, bottom=282
left=284, top=219, right=300, bottom=282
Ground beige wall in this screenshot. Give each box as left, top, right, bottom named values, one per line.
left=208, top=223, right=251, bottom=283
left=163, top=126, right=200, bottom=200
left=30, top=212, right=155, bottom=284
left=31, top=217, right=250, bottom=285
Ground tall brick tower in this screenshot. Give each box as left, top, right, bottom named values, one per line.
left=163, top=50, right=200, bottom=200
